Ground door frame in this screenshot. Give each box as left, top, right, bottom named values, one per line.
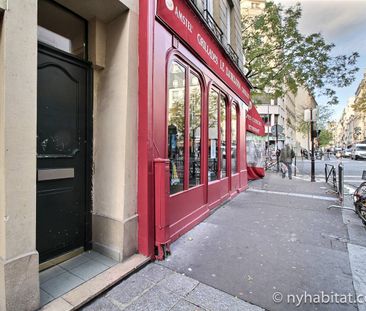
left=37, top=42, right=94, bottom=255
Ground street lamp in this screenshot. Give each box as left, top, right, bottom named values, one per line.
left=305, top=108, right=317, bottom=182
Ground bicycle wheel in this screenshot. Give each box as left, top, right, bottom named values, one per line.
left=354, top=182, right=366, bottom=223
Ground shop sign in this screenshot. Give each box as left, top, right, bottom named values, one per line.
left=246, top=104, right=265, bottom=136
left=157, top=0, right=250, bottom=104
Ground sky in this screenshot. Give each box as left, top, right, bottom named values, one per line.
left=274, top=0, right=366, bottom=122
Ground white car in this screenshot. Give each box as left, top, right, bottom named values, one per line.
left=351, top=144, right=366, bottom=160
left=343, top=149, right=352, bottom=157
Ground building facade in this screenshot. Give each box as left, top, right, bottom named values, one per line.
left=293, top=87, right=317, bottom=152
left=0, top=0, right=251, bottom=310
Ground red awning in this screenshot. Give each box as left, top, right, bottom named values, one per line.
left=246, top=102, right=265, bottom=136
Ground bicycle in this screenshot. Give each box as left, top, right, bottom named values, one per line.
left=353, top=181, right=366, bottom=225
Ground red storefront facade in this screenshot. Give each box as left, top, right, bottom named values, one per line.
left=138, top=0, right=252, bottom=259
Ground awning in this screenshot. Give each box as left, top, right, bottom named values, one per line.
left=246, top=102, right=265, bottom=136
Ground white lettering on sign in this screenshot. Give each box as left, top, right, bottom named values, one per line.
left=197, top=33, right=218, bottom=65
left=241, top=87, right=250, bottom=99
left=248, top=124, right=260, bottom=134
left=160, top=0, right=250, bottom=101
left=247, top=114, right=262, bottom=126
left=226, top=67, right=241, bottom=88
left=174, top=6, right=193, bottom=33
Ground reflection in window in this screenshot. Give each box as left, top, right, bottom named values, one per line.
left=168, top=61, right=185, bottom=194
left=220, top=95, right=227, bottom=178
left=208, top=89, right=219, bottom=182
left=231, top=104, right=238, bottom=173
left=189, top=74, right=202, bottom=188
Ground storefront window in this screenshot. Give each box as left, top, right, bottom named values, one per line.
left=208, top=89, right=219, bottom=182
left=231, top=103, right=238, bottom=173
left=220, top=95, right=227, bottom=178
left=189, top=74, right=202, bottom=188
left=168, top=61, right=186, bottom=194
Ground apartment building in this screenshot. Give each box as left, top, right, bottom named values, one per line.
left=334, top=70, right=366, bottom=148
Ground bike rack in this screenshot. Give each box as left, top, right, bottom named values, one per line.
left=327, top=162, right=355, bottom=212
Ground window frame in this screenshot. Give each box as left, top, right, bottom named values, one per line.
left=167, top=57, right=204, bottom=195
left=231, top=101, right=239, bottom=174
left=208, top=85, right=229, bottom=182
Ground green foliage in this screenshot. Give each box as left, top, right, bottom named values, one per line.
left=317, top=105, right=334, bottom=129
left=318, top=129, right=333, bottom=146
left=242, top=1, right=359, bottom=105
left=296, top=119, right=309, bottom=134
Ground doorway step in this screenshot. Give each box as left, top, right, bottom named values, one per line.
left=39, top=251, right=148, bottom=310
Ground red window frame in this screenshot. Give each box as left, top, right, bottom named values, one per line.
left=208, top=86, right=229, bottom=182
left=167, top=58, right=204, bottom=195
left=231, top=102, right=239, bottom=174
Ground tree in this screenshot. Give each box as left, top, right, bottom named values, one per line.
left=296, top=104, right=333, bottom=136
left=242, top=1, right=359, bottom=105
left=318, top=129, right=333, bottom=147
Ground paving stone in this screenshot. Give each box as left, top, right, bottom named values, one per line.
left=83, top=251, right=118, bottom=268
left=106, top=273, right=155, bottom=306
left=60, top=255, right=91, bottom=271
left=40, top=265, right=65, bottom=284
left=40, top=271, right=84, bottom=298
left=40, top=289, right=54, bottom=307
left=159, top=272, right=199, bottom=297
left=70, top=259, right=109, bottom=281
left=347, top=224, right=366, bottom=247
left=123, top=285, right=180, bottom=311
left=170, top=299, right=205, bottom=311
left=138, top=263, right=174, bottom=283
left=348, top=244, right=366, bottom=311
left=81, top=297, right=121, bottom=311
left=186, top=283, right=263, bottom=311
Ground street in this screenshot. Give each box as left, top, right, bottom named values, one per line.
left=294, top=156, right=366, bottom=189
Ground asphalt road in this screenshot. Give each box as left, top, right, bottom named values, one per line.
left=293, top=156, right=366, bottom=190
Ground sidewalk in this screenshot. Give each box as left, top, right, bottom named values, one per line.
left=83, top=172, right=366, bottom=311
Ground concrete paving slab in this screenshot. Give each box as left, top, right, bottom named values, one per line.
left=123, top=285, right=180, bottom=311
left=348, top=244, right=366, bottom=311
left=170, top=299, right=205, bottom=311
left=347, top=224, right=366, bottom=247
left=81, top=297, right=120, bottom=311
left=138, top=262, right=175, bottom=283
left=41, top=271, right=84, bottom=298
left=105, top=273, right=155, bottom=306
left=158, top=271, right=199, bottom=297
left=186, top=283, right=263, bottom=311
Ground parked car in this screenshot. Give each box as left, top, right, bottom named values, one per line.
left=351, top=144, right=366, bottom=160
left=334, top=147, right=342, bottom=155
left=343, top=148, right=352, bottom=157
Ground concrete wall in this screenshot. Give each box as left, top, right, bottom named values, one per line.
left=91, top=7, right=139, bottom=262
left=0, top=0, right=39, bottom=310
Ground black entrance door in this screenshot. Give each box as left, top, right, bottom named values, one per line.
left=37, top=43, right=91, bottom=263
